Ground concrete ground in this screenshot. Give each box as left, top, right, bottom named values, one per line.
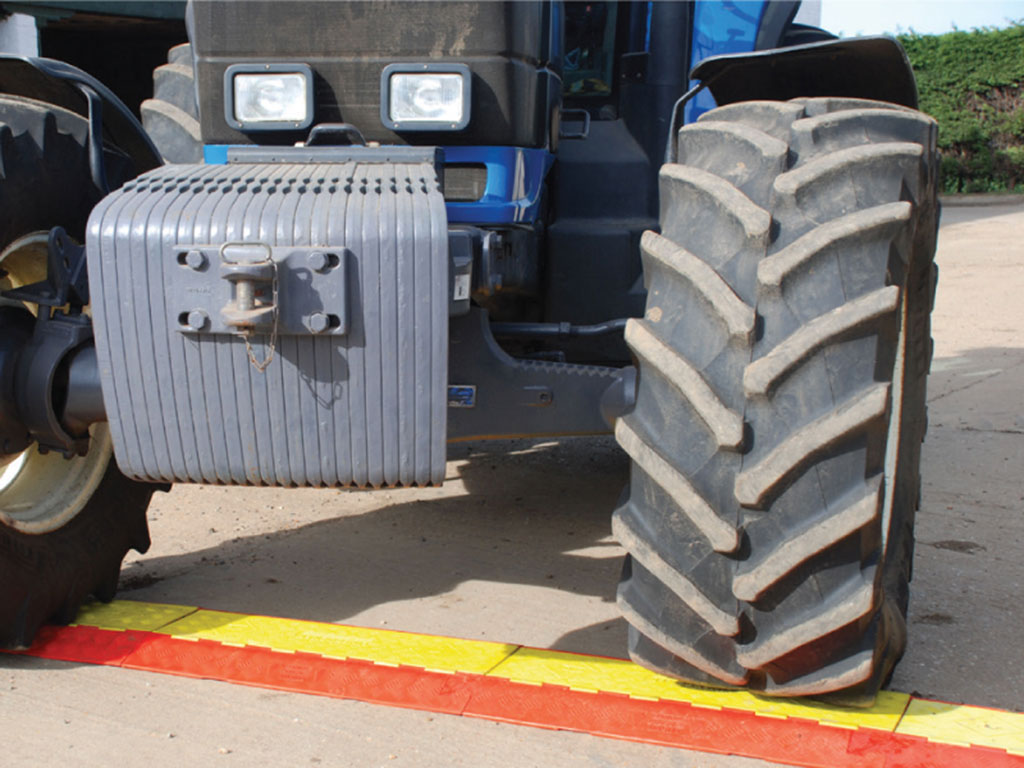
left=2, top=200, right=1022, bottom=766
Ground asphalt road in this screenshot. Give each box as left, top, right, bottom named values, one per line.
left=2, top=199, right=1022, bottom=767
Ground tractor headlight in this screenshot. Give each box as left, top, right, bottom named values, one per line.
left=224, top=64, right=313, bottom=131
left=381, top=63, right=470, bottom=131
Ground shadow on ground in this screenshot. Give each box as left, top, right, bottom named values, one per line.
left=895, top=345, right=1024, bottom=710
left=119, top=435, right=633, bottom=657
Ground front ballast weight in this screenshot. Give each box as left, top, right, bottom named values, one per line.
left=86, top=158, right=449, bottom=488
left=85, top=155, right=633, bottom=488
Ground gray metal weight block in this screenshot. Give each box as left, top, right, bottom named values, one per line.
left=86, top=160, right=448, bottom=488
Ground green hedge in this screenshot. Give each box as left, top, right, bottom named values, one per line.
left=899, top=23, right=1024, bottom=193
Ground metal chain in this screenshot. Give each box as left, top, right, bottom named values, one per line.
left=243, top=259, right=278, bottom=372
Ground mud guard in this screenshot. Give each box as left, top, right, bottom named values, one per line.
left=0, top=55, right=162, bottom=177
left=693, top=36, right=918, bottom=110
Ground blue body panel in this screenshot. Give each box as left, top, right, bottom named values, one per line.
left=685, top=1, right=768, bottom=123
left=203, top=145, right=229, bottom=164
left=443, top=146, right=553, bottom=225
left=203, top=144, right=554, bottom=227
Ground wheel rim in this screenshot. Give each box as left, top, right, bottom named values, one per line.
left=0, top=232, right=112, bottom=535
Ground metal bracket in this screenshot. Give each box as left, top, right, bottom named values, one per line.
left=219, top=243, right=276, bottom=330
left=447, top=309, right=633, bottom=441
left=171, top=243, right=349, bottom=336
left=474, top=229, right=503, bottom=296
left=664, top=81, right=706, bottom=165
left=1, top=227, right=89, bottom=308
left=559, top=108, right=591, bottom=140
left=78, top=82, right=109, bottom=195
left=306, top=122, right=368, bottom=147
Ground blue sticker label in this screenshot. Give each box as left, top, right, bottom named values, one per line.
left=448, top=385, right=476, bottom=408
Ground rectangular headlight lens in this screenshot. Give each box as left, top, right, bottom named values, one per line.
left=389, top=72, right=465, bottom=124
left=233, top=72, right=309, bottom=123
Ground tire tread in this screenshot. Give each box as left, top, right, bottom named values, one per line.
left=616, top=97, right=939, bottom=697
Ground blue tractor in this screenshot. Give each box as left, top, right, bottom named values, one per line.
left=0, top=0, right=937, bottom=702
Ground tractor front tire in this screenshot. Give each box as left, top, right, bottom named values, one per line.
left=0, top=95, right=157, bottom=648
left=140, top=42, right=202, bottom=164
left=614, top=98, right=938, bottom=699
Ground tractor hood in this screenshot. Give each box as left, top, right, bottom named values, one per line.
left=187, top=0, right=560, bottom=149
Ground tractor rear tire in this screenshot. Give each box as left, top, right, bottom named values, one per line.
left=140, top=42, right=202, bottom=163
left=614, top=98, right=938, bottom=699
left=0, top=95, right=157, bottom=648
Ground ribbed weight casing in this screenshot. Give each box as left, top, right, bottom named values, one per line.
left=86, top=161, right=448, bottom=487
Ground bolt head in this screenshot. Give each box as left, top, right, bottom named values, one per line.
left=308, top=251, right=329, bottom=272
left=187, top=309, right=209, bottom=331
left=307, top=312, right=330, bottom=333
left=185, top=250, right=207, bottom=270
